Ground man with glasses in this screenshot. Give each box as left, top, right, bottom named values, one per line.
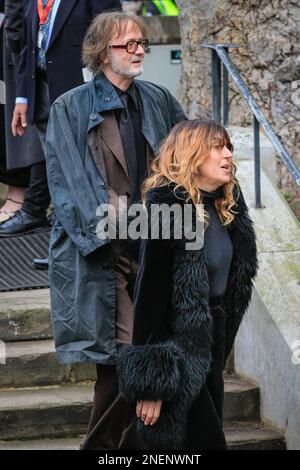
left=45, top=12, right=186, bottom=449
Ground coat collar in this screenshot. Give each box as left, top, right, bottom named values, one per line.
left=86, top=74, right=127, bottom=134
left=31, top=0, right=39, bottom=44
left=94, top=73, right=129, bottom=112
left=92, top=73, right=148, bottom=113
left=87, top=74, right=153, bottom=154
left=145, top=182, right=250, bottom=237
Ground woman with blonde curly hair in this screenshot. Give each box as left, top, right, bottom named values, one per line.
left=118, top=119, right=258, bottom=450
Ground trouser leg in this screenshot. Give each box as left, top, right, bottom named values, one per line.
left=85, top=364, right=120, bottom=438
left=22, top=161, right=50, bottom=217
left=22, top=77, right=51, bottom=217
left=0, top=168, right=30, bottom=188
left=83, top=254, right=137, bottom=449
left=33, top=76, right=51, bottom=151
left=81, top=360, right=146, bottom=451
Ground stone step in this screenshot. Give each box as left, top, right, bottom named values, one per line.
left=223, top=374, right=260, bottom=422
left=0, top=423, right=285, bottom=450
left=1, top=340, right=69, bottom=387
left=0, top=289, right=52, bottom=342
left=225, top=421, right=286, bottom=450
left=0, top=383, right=93, bottom=440
left=0, top=375, right=260, bottom=440
left=0, top=339, right=96, bottom=388
left=0, top=436, right=82, bottom=450
left=0, top=341, right=259, bottom=422
left=1, top=336, right=260, bottom=425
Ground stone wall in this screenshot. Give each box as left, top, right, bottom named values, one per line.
left=177, top=0, right=300, bottom=216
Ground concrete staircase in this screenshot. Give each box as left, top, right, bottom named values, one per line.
left=0, top=289, right=286, bottom=450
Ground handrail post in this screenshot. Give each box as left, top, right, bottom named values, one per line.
left=223, top=47, right=229, bottom=126
left=211, top=49, right=221, bottom=123
left=253, top=116, right=262, bottom=208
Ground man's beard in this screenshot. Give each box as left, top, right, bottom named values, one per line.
left=110, top=55, right=144, bottom=79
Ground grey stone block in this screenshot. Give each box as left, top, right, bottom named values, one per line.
left=0, top=308, right=52, bottom=342
left=0, top=375, right=261, bottom=440
left=0, top=383, right=93, bottom=440
left=224, top=374, right=260, bottom=422
left=0, top=340, right=70, bottom=387
left=143, top=16, right=180, bottom=45
left=225, top=421, right=286, bottom=450
left=0, top=437, right=82, bottom=450
left=0, top=289, right=52, bottom=341
left=70, top=363, right=97, bottom=382
left=0, top=422, right=286, bottom=450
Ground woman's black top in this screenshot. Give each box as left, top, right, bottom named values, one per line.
left=202, top=187, right=233, bottom=303
left=132, top=185, right=233, bottom=345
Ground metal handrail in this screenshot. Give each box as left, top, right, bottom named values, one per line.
left=202, top=43, right=300, bottom=208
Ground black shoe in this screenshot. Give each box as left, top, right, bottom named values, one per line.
left=0, top=210, right=49, bottom=237
left=32, top=257, right=49, bottom=270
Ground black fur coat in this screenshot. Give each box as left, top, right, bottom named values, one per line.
left=117, top=183, right=258, bottom=450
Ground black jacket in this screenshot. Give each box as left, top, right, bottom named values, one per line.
left=16, top=0, right=121, bottom=123
left=4, top=0, right=24, bottom=54
left=118, top=182, right=258, bottom=449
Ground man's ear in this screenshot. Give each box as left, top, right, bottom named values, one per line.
left=103, top=53, right=109, bottom=65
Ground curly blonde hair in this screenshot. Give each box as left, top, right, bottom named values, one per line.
left=142, top=119, right=239, bottom=226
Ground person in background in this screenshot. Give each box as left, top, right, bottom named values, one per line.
left=118, top=119, right=258, bottom=450
left=0, top=0, right=121, bottom=242
left=0, top=0, right=44, bottom=224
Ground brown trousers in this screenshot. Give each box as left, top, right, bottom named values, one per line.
left=80, top=250, right=146, bottom=450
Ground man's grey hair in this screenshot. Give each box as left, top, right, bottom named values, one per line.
left=82, top=12, right=148, bottom=74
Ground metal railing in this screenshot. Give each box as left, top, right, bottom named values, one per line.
left=202, top=43, right=300, bottom=208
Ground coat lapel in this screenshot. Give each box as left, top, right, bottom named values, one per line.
left=87, top=128, right=108, bottom=185
left=31, top=0, right=39, bottom=46
left=47, top=0, right=78, bottom=50
left=99, top=111, right=129, bottom=180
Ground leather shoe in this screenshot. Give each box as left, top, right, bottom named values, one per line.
left=0, top=209, right=49, bottom=237
left=32, top=257, right=49, bottom=270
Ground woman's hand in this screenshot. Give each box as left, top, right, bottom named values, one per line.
left=136, top=400, right=162, bottom=426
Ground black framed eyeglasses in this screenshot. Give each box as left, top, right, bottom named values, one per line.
left=109, top=39, right=150, bottom=54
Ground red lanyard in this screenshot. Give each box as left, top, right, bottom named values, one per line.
left=37, top=0, right=54, bottom=25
